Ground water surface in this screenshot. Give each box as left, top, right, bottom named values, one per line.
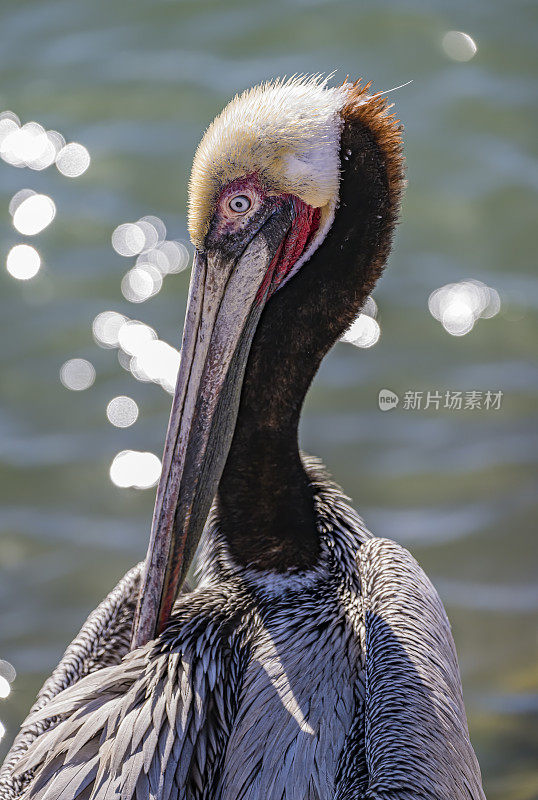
left=0, top=1, right=537, bottom=797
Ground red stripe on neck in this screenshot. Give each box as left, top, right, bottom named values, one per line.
left=257, top=197, right=321, bottom=303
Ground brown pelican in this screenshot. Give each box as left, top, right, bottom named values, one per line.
left=0, top=75, right=485, bottom=800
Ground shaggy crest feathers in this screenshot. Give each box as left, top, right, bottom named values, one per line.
left=187, top=75, right=405, bottom=274
left=188, top=74, right=346, bottom=250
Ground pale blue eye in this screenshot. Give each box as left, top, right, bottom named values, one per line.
left=229, top=194, right=251, bottom=213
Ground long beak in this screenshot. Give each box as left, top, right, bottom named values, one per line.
left=131, top=206, right=292, bottom=648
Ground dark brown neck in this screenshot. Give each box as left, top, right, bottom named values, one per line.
left=217, top=106, right=404, bottom=572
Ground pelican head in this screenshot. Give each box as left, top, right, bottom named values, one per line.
left=132, top=75, right=404, bottom=646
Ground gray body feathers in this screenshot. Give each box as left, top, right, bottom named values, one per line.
left=0, top=468, right=485, bottom=799
left=0, top=564, right=142, bottom=799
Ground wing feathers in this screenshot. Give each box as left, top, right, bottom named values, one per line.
left=14, top=588, right=245, bottom=800
left=358, top=537, right=485, bottom=800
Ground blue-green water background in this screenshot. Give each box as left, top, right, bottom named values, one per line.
left=0, top=1, right=537, bottom=797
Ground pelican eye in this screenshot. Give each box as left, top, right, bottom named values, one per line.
left=228, top=194, right=252, bottom=214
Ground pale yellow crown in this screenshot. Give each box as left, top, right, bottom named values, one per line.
left=187, top=75, right=347, bottom=251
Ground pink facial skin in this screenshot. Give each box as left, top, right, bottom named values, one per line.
left=213, top=174, right=321, bottom=303
left=213, top=174, right=266, bottom=239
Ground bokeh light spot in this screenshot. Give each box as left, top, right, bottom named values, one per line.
left=109, top=450, right=161, bottom=489
left=0, top=113, right=20, bottom=152
left=0, top=121, right=47, bottom=168
left=12, top=193, right=56, bottom=235
left=111, top=223, right=147, bottom=257
left=56, top=142, right=91, bottom=177
left=0, top=115, right=68, bottom=170
left=140, top=215, right=166, bottom=243
left=131, top=339, right=180, bottom=393
left=428, top=280, right=500, bottom=336
left=117, top=320, right=157, bottom=355
left=46, top=130, right=66, bottom=156
left=0, top=660, right=16, bottom=684
left=160, top=240, right=190, bottom=274
left=137, top=240, right=190, bottom=276
left=121, top=265, right=162, bottom=303
left=117, top=349, right=133, bottom=372
left=442, top=31, right=477, bottom=62
left=6, top=244, right=41, bottom=280
left=9, top=188, right=36, bottom=216
left=341, top=314, right=381, bottom=348
left=441, top=299, right=475, bottom=336
left=106, top=396, right=139, bottom=428
left=481, top=288, right=501, bottom=319
left=361, top=296, right=378, bottom=319
left=60, top=358, right=96, bottom=391
left=92, top=311, right=127, bottom=349
left=134, top=219, right=159, bottom=252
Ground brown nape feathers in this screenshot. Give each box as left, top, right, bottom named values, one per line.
left=341, top=78, right=406, bottom=215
